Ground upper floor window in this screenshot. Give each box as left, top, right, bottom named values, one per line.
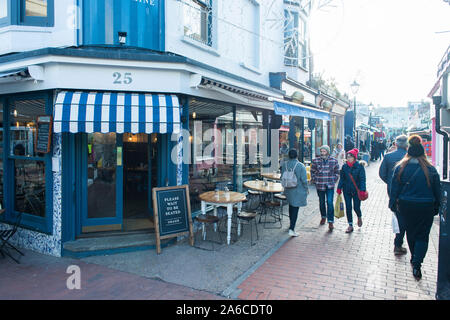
left=183, top=0, right=212, bottom=46
left=284, top=9, right=308, bottom=69
left=0, top=0, right=54, bottom=27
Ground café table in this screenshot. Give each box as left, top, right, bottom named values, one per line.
left=244, top=180, right=284, bottom=195
left=260, top=172, right=281, bottom=181
left=199, top=191, right=246, bottom=245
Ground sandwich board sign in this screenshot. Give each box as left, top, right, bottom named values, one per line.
left=152, top=185, right=194, bottom=254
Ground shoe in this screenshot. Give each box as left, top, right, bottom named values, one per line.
left=394, top=246, right=407, bottom=255
left=345, top=226, right=354, bottom=233
left=328, top=223, right=334, bottom=231
left=357, top=218, right=363, bottom=227
left=412, top=267, right=422, bottom=280
left=320, top=218, right=326, bottom=225
left=289, top=229, right=299, bottom=237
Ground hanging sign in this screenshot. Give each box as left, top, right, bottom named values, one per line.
left=35, top=116, right=53, bottom=154
left=152, top=185, right=194, bottom=254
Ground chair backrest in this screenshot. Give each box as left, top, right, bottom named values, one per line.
left=3, top=212, right=22, bottom=242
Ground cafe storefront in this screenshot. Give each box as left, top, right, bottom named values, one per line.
left=0, top=48, right=283, bottom=257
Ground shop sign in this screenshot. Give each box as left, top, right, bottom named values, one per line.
left=152, top=185, right=194, bottom=254
left=35, top=116, right=53, bottom=154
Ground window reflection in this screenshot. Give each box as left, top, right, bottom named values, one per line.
left=14, top=160, right=46, bottom=217
left=10, top=99, right=45, bottom=157
left=188, top=104, right=233, bottom=212
left=26, top=0, right=47, bottom=17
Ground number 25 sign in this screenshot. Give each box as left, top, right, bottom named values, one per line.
left=113, top=72, right=133, bottom=85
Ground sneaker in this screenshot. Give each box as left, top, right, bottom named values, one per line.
left=320, top=218, right=326, bottom=225
left=289, top=229, right=299, bottom=237
left=394, top=246, right=408, bottom=255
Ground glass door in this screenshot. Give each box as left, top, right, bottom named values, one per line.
left=80, top=133, right=123, bottom=233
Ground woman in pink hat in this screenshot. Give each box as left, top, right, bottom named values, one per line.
left=337, top=148, right=367, bottom=233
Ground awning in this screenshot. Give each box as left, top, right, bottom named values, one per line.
left=272, top=99, right=330, bottom=121
left=53, top=91, right=181, bottom=134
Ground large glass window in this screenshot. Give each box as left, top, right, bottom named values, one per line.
left=188, top=104, right=233, bottom=212
left=183, top=0, right=212, bottom=46
left=284, top=9, right=307, bottom=69
left=236, top=109, right=263, bottom=192
left=0, top=101, right=3, bottom=211
left=9, top=99, right=47, bottom=218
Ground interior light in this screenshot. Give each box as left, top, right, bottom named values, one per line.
left=13, top=109, right=17, bottom=117
left=193, top=112, right=197, bottom=119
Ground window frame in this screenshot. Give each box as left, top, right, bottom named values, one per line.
left=284, top=9, right=299, bottom=67
left=184, top=0, right=213, bottom=47
left=0, top=0, right=11, bottom=27
left=19, top=0, right=54, bottom=27
left=0, top=92, right=54, bottom=234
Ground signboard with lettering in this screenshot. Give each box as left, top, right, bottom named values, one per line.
left=152, top=185, right=193, bottom=254
left=35, top=116, right=53, bottom=154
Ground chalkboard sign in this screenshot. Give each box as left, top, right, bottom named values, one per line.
left=35, top=116, right=53, bottom=154
left=152, top=185, right=193, bottom=254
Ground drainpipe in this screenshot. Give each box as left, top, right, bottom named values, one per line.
left=433, top=96, right=449, bottom=180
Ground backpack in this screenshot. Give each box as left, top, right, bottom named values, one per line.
left=282, top=161, right=299, bottom=188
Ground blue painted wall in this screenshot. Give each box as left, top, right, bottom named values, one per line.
left=82, top=0, right=164, bottom=51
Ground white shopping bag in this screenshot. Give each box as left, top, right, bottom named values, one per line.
left=392, top=213, right=400, bottom=234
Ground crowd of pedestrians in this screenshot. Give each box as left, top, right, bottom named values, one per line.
left=280, top=134, right=441, bottom=281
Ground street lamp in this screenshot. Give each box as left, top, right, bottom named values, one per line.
left=350, top=80, right=360, bottom=148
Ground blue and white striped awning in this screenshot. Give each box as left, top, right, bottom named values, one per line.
left=54, top=91, right=181, bottom=134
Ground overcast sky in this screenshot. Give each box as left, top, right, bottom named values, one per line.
left=309, top=0, right=450, bottom=108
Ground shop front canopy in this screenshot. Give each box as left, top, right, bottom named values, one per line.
left=53, top=91, right=181, bottom=134
left=272, top=99, right=330, bottom=121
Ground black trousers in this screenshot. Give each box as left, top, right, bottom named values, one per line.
left=289, top=205, right=299, bottom=231
left=398, top=200, right=435, bottom=268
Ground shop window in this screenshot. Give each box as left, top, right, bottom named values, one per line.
left=235, top=109, right=263, bottom=192
left=183, top=0, right=212, bottom=46
left=188, top=104, right=233, bottom=212
left=7, top=97, right=51, bottom=233
left=0, top=101, right=4, bottom=211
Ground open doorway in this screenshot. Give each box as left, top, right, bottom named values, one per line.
left=123, top=133, right=153, bottom=232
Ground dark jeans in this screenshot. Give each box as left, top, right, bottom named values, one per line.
left=289, top=205, right=299, bottom=231
left=398, top=200, right=434, bottom=268
left=317, top=188, right=334, bottom=223
left=394, top=210, right=406, bottom=247
left=343, top=192, right=361, bottom=226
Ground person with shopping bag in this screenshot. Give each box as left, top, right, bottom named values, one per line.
left=334, top=193, right=345, bottom=219
left=389, top=135, right=441, bottom=280
left=337, top=148, right=367, bottom=233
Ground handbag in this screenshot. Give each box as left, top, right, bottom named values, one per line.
left=395, top=167, right=421, bottom=211
left=281, top=162, right=299, bottom=189
left=334, top=194, right=345, bottom=218
left=348, top=173, right=368, bottom=201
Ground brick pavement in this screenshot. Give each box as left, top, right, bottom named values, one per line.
left=0, top=249, right=222, bottom=300
left=236, top=161, right=439, bottom=300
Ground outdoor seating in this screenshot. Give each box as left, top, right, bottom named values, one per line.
left=236, top=210, right=259, bottom=246
left=274, top=193, right=288, bottom=218
left=0, top=212, right=24, bottom=264
left=260, top=201, right=282, bottom=229
left=193, top=214, right=223, bottom=251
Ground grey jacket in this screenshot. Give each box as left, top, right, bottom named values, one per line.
left=281, top=159, right=308, bottom=207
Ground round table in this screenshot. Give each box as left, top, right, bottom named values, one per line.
left=199, top=191, right=246, bottom=245
left=244, top=180, right=284, bottom=194
left=260, top=173, right=281, bottom=181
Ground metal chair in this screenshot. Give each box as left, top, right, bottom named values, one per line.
left=260, top=200, right=282, bottom=229
left=193, top=214, right=223, bottom=251
left=236, top=210, right=259, bottom=246
left=274, top=193, right=288, bottom=218
left=0, top=212, right=24, bottom=264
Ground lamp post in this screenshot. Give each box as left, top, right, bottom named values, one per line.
left=350, top=80, right=360, bottom=148
left=368, top=102, right=374, bottom=127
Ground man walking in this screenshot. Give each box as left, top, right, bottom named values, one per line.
left=311, top=145, right=340, bottom=231
left=379, top=135, right=408, bottom=255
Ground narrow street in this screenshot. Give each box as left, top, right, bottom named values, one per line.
left=235, top=161, right=439, bottom=300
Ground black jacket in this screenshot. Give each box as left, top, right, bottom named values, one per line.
left=379, top=148, right=407, bottom=194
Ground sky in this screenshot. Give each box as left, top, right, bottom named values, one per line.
left=309, top=0, right=450, bottom=108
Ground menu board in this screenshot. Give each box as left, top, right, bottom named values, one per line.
left=152, top=185, right=193, bottom=254
left=35, top=116, right=53, bottom=154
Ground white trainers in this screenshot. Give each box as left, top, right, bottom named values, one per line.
left=288, top=230, right=299, bottom=237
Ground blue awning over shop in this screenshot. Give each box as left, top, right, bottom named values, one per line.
left=273, top=100, right=330, bottom=121
left=53, top=91, right=181, bottom=134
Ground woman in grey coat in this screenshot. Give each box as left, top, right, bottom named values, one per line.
left=281, top=149, right=309, bottom=237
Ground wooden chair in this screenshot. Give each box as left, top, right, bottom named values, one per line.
left=193, top=214, right=223, bottom=251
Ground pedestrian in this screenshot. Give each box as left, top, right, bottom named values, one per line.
left=337, top=148, right=366, bottom=233
left=311, top=145, right=340, bottom=231
left=344, top=135, right=354, bottom=153
left=331, top=143, right=346, bottom=170
left=379, top=135, right=408, bottom=255
left=281, top=149, right=309, bottom=237
left=380, top=139, right=387, bottom=159
left=389, top=135, right=441, bottom=280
